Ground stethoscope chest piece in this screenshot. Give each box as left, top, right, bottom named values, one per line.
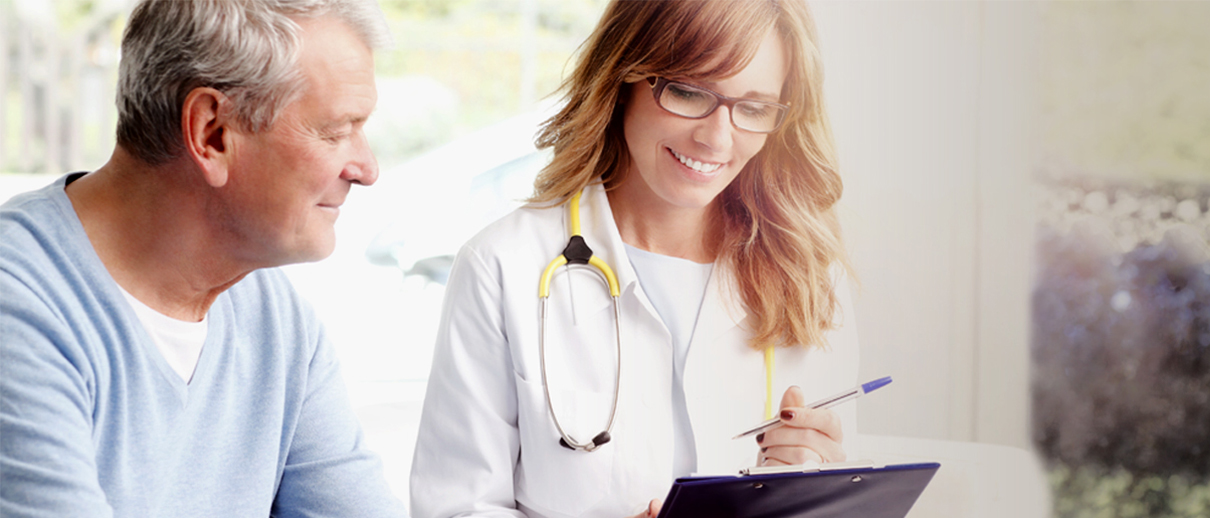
left=560, top=431, right=612, bottom=452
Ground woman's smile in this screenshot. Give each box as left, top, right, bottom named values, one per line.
left=668, top=147, right=724, bottom=175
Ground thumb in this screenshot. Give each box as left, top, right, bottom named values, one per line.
left=647, top=498, right=663, bottom=517
left=779, top=385, right=805, bottom=417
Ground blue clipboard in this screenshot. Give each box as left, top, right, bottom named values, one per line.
left=656, top=461, right=940, bottom=518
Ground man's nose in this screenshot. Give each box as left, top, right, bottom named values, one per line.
left=342, top=130, right=379, bottom=186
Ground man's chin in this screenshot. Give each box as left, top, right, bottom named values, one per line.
left=266, top=237, right=337, bottom=268
left=297, top=241, right=337, bottom=264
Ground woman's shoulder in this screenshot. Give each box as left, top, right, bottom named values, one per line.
left=460, top=201, right=565, bottom=261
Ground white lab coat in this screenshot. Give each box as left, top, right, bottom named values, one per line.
left=410, top=183, right=859, bottom=518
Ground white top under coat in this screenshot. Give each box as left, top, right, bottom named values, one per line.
left=625, top=243, right=714, bottom=478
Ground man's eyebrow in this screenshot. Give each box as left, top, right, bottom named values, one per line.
left=318, top=115, right=368, bottom=132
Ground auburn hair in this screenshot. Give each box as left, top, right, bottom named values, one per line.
left=532, top=0, right=852, bottom=351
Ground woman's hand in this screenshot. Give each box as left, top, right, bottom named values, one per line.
left=625, top=499, right=662, bottom=518
left=756, top=386, right=846, bottom=466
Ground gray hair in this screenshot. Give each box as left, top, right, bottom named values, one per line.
left=116, top=0, right=391, bottom=165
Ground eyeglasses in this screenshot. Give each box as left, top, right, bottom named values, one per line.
left=647, top=77, right=789, bottom=134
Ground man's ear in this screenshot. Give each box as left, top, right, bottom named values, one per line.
left=181, top=87, right=236, bottom=188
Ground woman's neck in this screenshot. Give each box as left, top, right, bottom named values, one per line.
left=606, top=180, right=720, bottom=264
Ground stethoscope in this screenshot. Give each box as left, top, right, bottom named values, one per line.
left=536, top=188, right=780, bottom=452
left=537, top=189, right=622, bottom=452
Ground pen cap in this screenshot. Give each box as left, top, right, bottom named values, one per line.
left=861, top=376, right=892, bottom=394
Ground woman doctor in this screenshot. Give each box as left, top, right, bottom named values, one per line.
left=410, top=1, right=858, bottom=517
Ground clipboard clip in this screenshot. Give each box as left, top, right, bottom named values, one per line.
left=739, top=459, right=879, bottom=476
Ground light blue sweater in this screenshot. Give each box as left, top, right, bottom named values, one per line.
left=0, top=174, right=405, bottom=517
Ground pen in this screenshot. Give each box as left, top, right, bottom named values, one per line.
left=731, top=376, right=892, bottom=440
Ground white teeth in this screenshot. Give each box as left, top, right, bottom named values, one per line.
left=671, top=149, right=722, bottom=174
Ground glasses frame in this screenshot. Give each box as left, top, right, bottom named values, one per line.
left=646, top=76, right=790, bottom=134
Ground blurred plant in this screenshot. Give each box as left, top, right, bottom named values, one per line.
left=1051, top=464, right=1210, bottom=518
left=1033, top=222, right=1210, bottom=476
left=1033, top=176, right=1210, bottom=516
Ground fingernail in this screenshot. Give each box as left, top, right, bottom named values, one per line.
left=780, top=410, right=795, bottom=421
left=755, top=433, right=764, bottom=443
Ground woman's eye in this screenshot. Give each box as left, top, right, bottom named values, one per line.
left=668, top=84, right=707, bottom=102
left=739, top=104, right=773, bottom=119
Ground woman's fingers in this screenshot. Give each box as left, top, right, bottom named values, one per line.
left=647, top=499, right=663, bottom=517
left=759, top=444, right=824, bottom=466
left=625, top=498, right=663, bottom=518
left=776, top=406, right=843, bottom=443
left=756, top=386, right=847, bottom=465
left=758, top=425, right=845, bottom=465
left=779, top=384, right=806, bottom=412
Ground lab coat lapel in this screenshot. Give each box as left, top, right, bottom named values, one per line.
left=579, top=184, right=645, bottom=314
left=689, top=265, right=747, bottom=350
left=683, top=264, right=766, bottom=474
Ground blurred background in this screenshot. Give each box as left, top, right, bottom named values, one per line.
left=2, top=1, right=1208, bottom=516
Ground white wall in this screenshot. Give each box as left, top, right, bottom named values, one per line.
left=813, top=1, right=1039, bottom=449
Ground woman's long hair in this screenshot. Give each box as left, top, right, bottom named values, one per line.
left=532, top=0, right=852, bottom=351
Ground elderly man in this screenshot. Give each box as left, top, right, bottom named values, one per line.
left=0, top=0, right=404, bottom=516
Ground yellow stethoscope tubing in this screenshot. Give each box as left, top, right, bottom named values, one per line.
left=538, top=191, right=620, bottom=298
left=538, top=256, right=620, bottom=299
left=764, top=346, right=774, bottom=420
left=537, top=190, right=622, bottom=452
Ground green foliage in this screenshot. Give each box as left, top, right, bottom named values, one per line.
left=1051, top=463, right=1210, bottom=518
left=54, top=0, right=98, bottom=29
left=1041, top=2, right=1210, bottom=180
left=379, top=0, right=476, bottom=19
left=374, top=0, right=607, bottom=141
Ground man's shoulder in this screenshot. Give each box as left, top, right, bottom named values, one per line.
left=1, top=179, right=89, bottom=301
left=2, top=195, right=44, bottom=230
left=1, top=176, right=76, bottom=255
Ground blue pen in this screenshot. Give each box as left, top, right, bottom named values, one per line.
left=731, top=376, right=893, bottom=440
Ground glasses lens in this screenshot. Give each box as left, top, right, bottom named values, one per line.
left=658, top=82, right=717, bottom=118
left=733, top=101, right=785, bottom=133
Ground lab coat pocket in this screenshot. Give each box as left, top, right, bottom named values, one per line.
left=514, top=373, right=615, bottom=517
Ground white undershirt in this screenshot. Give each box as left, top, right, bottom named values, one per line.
left=624, top=244, right=713, bottom=479
left=117, top=285, right=207, bottom=383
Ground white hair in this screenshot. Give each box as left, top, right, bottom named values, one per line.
left=116, top=0, right=391, bottom=164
